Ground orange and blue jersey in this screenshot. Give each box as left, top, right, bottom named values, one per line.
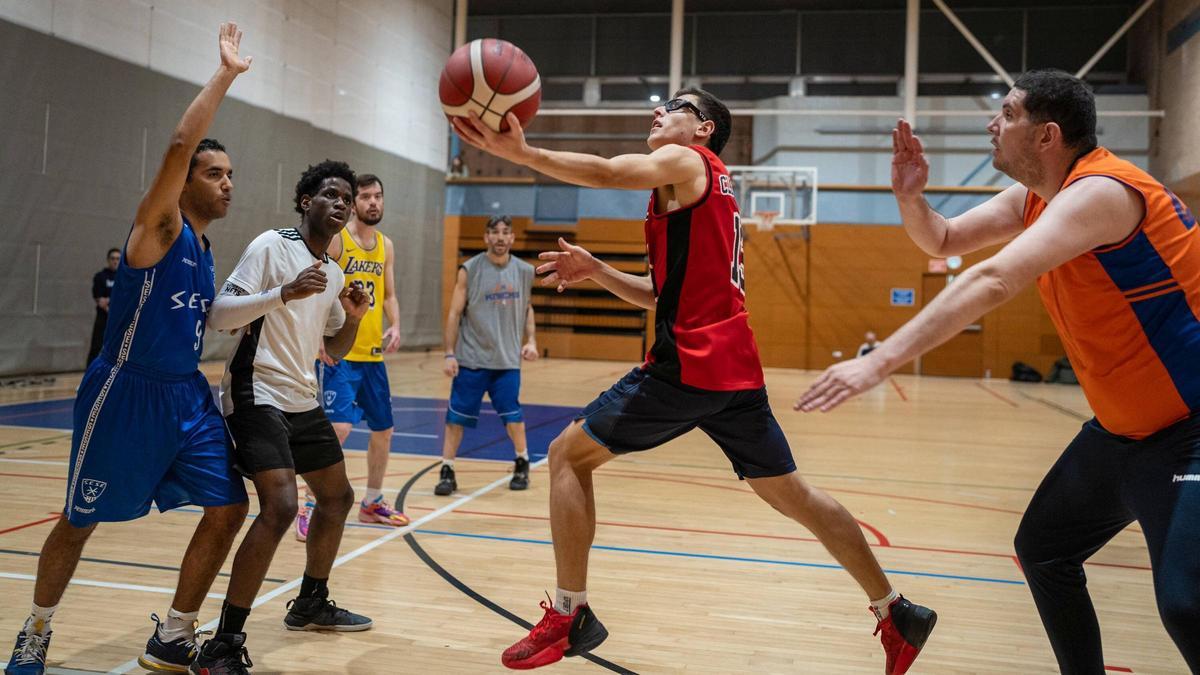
left=1024, top=147, right=1200, bottom=439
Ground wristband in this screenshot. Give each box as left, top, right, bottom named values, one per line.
left=444, top=354, right=456, bottom=359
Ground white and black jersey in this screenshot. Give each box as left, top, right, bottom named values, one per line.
left=219, top=228, right=346, bottom=416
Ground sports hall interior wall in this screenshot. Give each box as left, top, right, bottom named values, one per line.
left=0, top=18, right=447, bottom=376
left=1149, top=0, right=1200, bottom=206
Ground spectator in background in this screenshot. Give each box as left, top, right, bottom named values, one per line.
left=87, top=248, right=120, bottom=366
left=856, top=331, right=881, bottom=358
left=447, top=154, right=470, bottom=179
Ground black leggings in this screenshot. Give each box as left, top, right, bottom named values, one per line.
left=1014, top=416, right=1200, bottom=674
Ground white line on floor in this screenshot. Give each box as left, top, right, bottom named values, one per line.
left=106, top=457, right=548, bottom=674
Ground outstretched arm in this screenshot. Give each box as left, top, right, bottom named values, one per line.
left=537, top=238, right=656, bottom=310
left=797, top=176, right=1143, bottom=412
left=452, top=112, right=704, bottom=190
left=892, top=119, right=1025, bottom=257
left=127, top=22, right=251, bottom=268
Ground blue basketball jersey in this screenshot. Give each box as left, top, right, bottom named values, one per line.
left=101, top=216, right=215, bottom=377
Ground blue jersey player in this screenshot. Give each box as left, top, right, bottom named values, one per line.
left=6, top=23, right=253, bottom=675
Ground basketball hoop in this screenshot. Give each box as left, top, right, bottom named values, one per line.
left=754, top=211, right=780, bottom=231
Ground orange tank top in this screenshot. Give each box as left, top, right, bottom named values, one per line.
left=1024, top=147, right=1200, bottom=438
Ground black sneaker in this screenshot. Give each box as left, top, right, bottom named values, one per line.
left=434, top=464, right=457, bottom=496
left=284, top=591, right=373, bottom=632
left=187, top=633, right=251, bottom=675
left=509, top=456, right=530, bottom=490
left=138, top=613, right=203, bottom=673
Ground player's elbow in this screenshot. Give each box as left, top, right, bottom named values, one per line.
left=970, top=263, right=1018, bottom=305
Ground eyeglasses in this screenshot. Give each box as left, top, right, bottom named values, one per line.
left=663, top=98, right=709, bottom=122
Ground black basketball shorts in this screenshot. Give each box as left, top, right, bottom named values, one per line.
left=227, top=404, right=344, bottom=476
left=576, top=367, right=797, bottom=479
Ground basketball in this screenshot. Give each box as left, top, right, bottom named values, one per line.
left=439, top=38, right=541, bottom=133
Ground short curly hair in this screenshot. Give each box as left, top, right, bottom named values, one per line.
left=293, top=160, right=357, bottom=215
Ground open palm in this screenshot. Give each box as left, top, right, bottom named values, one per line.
left=219, top=22, right=252, bottom=73
left=892, top=118, right=928, bottom=198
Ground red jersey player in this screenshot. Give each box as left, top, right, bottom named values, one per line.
left=453, top=90, right=936, bottom=675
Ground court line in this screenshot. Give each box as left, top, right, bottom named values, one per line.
left=0, top=471, right=64, bottom=481
left=889, top=376, right=909, bottom=402
left=0, top=432, right=71, bottom=450
left=413, top=529, right=1026, bottom=586
left=400, top=505, right=1153, bottom=573
left=0, top=547, right=286, bottom=583
left=0, top=514, right=61, bottom=536
left=0, top=457, right=68, bottom=466
left=1016, top=390, right=1090, bottom=421
left=0, top=572, right=224, bottom=600
left=0, top=424, right=73, bottom=433
left=348, top=428, right=437, bottom=439
left=106, top=460, right=533, bottom=674
left=399, top=463, right=637, bottom=674
left=975, top=382, right=1020, bottom=407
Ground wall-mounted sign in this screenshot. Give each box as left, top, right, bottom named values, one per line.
left=891, top=288, right=915, bottom=306
left=928, top=258, right=948, bottom=273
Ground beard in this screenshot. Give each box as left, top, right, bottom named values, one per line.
left=357, top=211, right=382, bottom=226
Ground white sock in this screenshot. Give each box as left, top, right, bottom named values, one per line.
left=159, top=608, right=199, bottom=641
left=870, top=589, right=900, bottom=621
left=442, top=458, right=455, bottom=468
left=363, top=487, right=383, bottom=505
left=554, top=588, right=587, bottom=615
left=515, top=450, right=529, bottom=460
left=23, top=603, right=56, bottom=635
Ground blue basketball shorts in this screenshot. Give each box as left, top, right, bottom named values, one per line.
left=577, top=367, right=796, bottom=479
left=63, top=357, right=247, bottom=527
left=318, top=360, right=395, bottom=431
left=446, top=367, right=523, bottom=428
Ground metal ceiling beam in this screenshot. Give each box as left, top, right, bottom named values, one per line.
left=930, top=0, right=1014, bottom=87
left=904, top=0, right=920, bottom=125
left=1076, top=0, right=1156, bottom=78
left=669, top=0, right=684, bottom=97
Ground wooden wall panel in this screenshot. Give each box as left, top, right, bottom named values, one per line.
left=444, top=214, right=1067, bottom=378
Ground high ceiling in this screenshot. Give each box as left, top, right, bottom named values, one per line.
left=467, top=0, right=1135, bottom=15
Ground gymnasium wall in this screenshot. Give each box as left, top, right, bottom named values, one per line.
left=0, top=14, right=450, bottom=376
left=1151, top=0, right=1200, bottom=206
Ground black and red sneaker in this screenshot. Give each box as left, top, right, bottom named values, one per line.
left=873, top=596, right=936, bottom=674
left=501, top=600, right=608, bottom=670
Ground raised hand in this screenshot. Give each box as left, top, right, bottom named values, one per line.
left=536, top=237, right=600, bottom=293
left=282, top=261, right=326, bottom=303
left=794, top=353, right=889, bottom=413
left=451, top=111, right=531, bottom=165
left=218, top=21, right=252, bottom=73
left=340, top=281, right=370, bottom=320
left=892, top=118, right=929, bottom=199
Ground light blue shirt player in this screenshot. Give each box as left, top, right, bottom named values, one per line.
left=67, top=215, right=247, bottom=525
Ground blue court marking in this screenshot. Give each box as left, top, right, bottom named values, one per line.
left=412, top=529, right=1026, bottom=586
left=0, top=392, right=579, bottom=463
left=168, top=508, right=1023, bottom=587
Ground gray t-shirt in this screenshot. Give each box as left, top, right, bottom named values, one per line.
left=456, top=253, right=534, bottom=370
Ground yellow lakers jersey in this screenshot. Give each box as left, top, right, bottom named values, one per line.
left=338, top=227, right=386, bottom=361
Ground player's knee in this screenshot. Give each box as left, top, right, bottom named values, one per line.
left=204, top=501, right=249, bottom=531
left=57, top=518, right=98, bottom=542
left=257, top=494, right=299, bottom=536
left=315, top=480, right=355, bottom=515
left=1157, top=584, right=1200, bottom=636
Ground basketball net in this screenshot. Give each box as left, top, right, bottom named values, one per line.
left=754, top=211, right=779, bottom=231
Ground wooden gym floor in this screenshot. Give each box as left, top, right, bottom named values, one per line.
left=0, top=353, right=1186, bottom=673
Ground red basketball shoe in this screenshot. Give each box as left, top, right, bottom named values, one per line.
left=873, top=596, right=937, bottom=674
left=501, top=599, right=608, bottom=670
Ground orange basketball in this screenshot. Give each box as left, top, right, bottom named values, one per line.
left=439, top=38, right=541, bottom=132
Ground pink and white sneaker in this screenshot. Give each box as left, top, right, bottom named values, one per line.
left=359, top=497, right=410, bottom=526
left=295, top=500, right=313, bottom=542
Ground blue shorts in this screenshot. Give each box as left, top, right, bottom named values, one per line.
left=64, top=358, right=247, bottom=527
left=577, top=367, right=796, bottom=479
left=318, top=360, right=394, bottom=431
left=447, top=367, right=523, bottom=428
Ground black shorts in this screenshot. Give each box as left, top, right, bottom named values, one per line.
left=577, top=368, right=796, bottom=479
left=227, top=405, right=344, bottom=476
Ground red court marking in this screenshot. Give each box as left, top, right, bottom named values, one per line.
left=975, top=382, right=1019, bottom=407
left=0, top=471, right=64, bottom=482
left=888, top=377, right=909, bottom=402
left=0, top=513, right=61, bottom=536
left=1105, top=666, right=1133, bottom=672
left=599, top=468, right=1025, bottom=515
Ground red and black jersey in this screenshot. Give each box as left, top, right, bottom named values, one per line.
left=642, top=145, right=764, bottom=391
